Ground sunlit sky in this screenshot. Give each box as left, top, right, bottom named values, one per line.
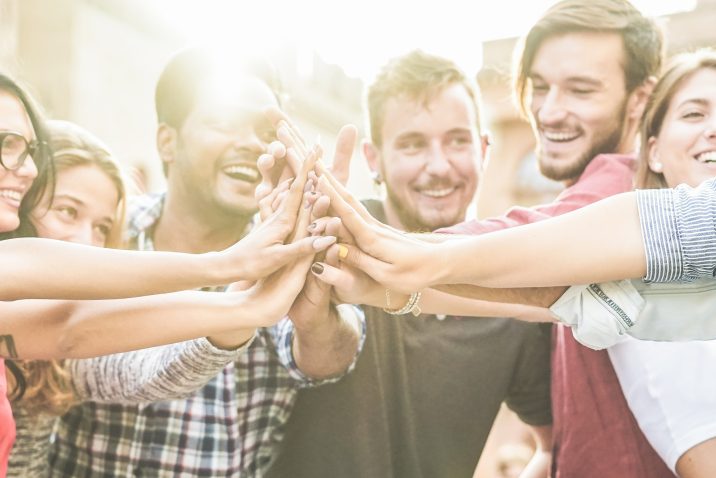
left=144, top=0, right=696, bottom=81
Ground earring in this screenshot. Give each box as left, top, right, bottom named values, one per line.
left=651, top=161, right=663, bottom=173
left=371, top=171, right=383, bottom=185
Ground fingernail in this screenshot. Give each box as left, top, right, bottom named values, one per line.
left=337, top=244, right=348, bottom=260
left=308, top=222, right=317, bottom=230
left=313, top=236, right=337, bottom=250
left=311, top=262, right=324, bottom=275
left=304, top=179, right=314, bottom=192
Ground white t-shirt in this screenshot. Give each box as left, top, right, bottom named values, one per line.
left=608, top=337, right=716, bottom=472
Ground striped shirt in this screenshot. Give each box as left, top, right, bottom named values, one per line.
left=50, top=193, right=363, bottom=477
left=637, top=177, right=716, bottom=283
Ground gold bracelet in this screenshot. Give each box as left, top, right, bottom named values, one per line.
left=383, top=289, right=422, bottom=316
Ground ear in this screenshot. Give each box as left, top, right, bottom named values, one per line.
left=362, top=139, right=382, bottom=176
left=646, top=136, right=663, bottom=173
left=478, top=133, right=490, bottom=171
left=626, top=76, right=657, bottom=121
left=156, top=123, right=178, bottom=170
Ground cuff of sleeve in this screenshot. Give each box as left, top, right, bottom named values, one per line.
left=194, top=333, right=256, bottom=363
left=550, top=281, right=644, bottom=350
left=278, top=305, right=367, bottom=388
left=636, top=188, right=683, bottom=283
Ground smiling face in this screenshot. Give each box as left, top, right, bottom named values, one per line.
left=0, top=90, right=38, bottom=232
left=31, top=164, right=119, bottom=247
left=647, top=68, right=716, bottom=189
left=528, top=31, right=631, bottom=182
left=164, top=75, right=278, bottom=219
left=367, top=83, right=482, bottom=231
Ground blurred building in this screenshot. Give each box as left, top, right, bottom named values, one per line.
left=3, top=0, right=714, bottom=204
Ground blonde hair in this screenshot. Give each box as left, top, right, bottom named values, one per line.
left=9, top=120, right=128, bottom=415
left=513, top=0, right=663, bottom=118
left=635, top=49, right=716, bottom=189
left=366, top=49, right=483, bottom=147
left=43, top=120, right=127, bottom=247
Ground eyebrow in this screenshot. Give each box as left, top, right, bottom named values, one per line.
left=676, top=98, right=710, bottom=109
left=53, top=194, right=85, bottom=207
left=529, top=73, right=604, bottom=87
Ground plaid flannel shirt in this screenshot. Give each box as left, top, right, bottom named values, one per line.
left=50, top=193, right=364, bottom=477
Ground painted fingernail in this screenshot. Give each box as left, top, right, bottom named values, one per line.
left=313, top=236, right=337, bottom=250
left=337, top=244, right=348, bottom=260
left=311, top=262, right=324, bottom=275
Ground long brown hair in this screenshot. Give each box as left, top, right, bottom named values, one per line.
left=635, top=49, right=716, bottom=189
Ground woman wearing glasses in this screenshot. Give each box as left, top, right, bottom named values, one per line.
left=0, top=72, right=333, bottom=476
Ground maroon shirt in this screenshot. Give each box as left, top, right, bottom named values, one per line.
left=441, top=154, right=674, bottom=477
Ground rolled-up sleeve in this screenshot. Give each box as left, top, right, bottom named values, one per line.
left=637, top=178, right=716, bottom=283
left=272, top=305, right=366, bottom=387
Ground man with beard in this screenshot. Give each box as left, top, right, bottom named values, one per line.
left=49, top=48, right=363, bottom=477
left=306, top=1, right=676, bottom=477
left=265, top=50, right=553, bottom=478
left=428, top=1, right=672, bottom=476
left=422, top=0, right=673, bottom=478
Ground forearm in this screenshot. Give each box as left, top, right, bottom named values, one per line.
left=291, top=304, right=362, bottom=379
left=437, top=193, right=645, bottom=287
left=432, top=284, right=566, bottom=309
left=419, top=288, right=556, bottom=321
left=0, top=238, right=235, bottom=300
left=69, top=338, right=246, bottom=403
left=2, top=291, right=258, bottom=360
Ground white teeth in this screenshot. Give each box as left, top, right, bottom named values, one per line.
left=543, top=131, right=580, bottom=142
left=224, top=165, right=259, bottom=181
left=0, top=189, right=22, bottom=201
left=421, top=188, right=454, bottom=198
left=696, top=151, right=716, bottom=163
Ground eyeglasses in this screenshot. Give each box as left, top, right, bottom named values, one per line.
left=0, top=131, right=45, bottom=171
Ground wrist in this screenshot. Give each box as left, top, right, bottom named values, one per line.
left=431, top=242, right=457, bottom=286
left=206, top=246, right=247, bottom=285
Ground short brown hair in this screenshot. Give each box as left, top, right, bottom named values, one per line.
left=514, top=0, right=664, bottom=117
left=635, top=49, right=716, bottom=189
left=366, top=50, right=483, bottom=147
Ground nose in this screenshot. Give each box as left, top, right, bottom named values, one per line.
left=536, top=87, right=568, bottom=126
left=704, top=118, right=716, bottom=140
left=232, top=127, right=268, bottom=155
left=424, top=140, right=452, bottom=177
left=14, top=155, right=38, bottom=179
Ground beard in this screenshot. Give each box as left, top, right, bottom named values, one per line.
left=537, top=101, right=627, bottom=182
left=385, top=187, right=465, bottom=233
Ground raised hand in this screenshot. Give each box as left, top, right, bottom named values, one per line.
left=221, top=147, right=335, bottom=283
left=316, top=171, right=441, bottom=295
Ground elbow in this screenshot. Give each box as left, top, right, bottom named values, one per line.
left=54, top=301, right=89, bottom=359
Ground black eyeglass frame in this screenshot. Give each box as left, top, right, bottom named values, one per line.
left=0, top=131, right=47, bottom=171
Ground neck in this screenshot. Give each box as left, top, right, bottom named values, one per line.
left=153, top=191, right=252, bottom=253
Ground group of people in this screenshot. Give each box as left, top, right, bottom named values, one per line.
left=1, top=0, right=716, bottom=477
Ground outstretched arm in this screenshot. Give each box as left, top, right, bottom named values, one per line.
left=320, top=169, right=646, bottom=292
left=1, top=151, right=332, bottom=301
